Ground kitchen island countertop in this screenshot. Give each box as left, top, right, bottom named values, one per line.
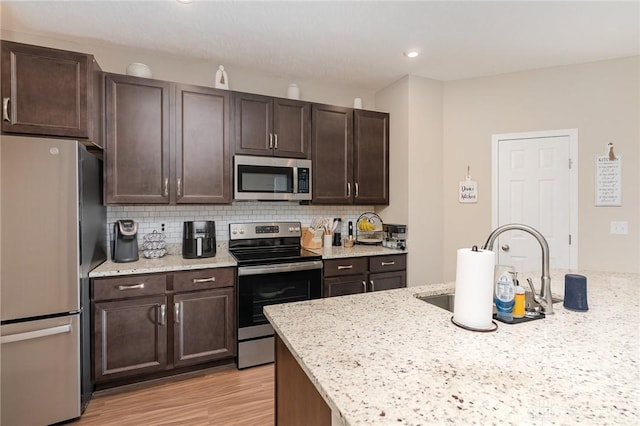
left=264, top=270, right=639, bottom=425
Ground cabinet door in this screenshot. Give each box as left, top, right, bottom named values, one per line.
left=233, top=92, right=273, bottom=156
left=175, top=85, right=231, bottom=204
left=173, top=287, right=236, bottom=368
left=354, top=110, right=389, bottom=205
left=1, top=41, right=89, bottom=138
left=93, top=295, right=168, bottom=383
left=311, top=104, right=353, bottom=204
left=105, top=74, right=170, bottom=204
left=324, top=275, right=367, bottom=298
left=369, top=270, right=406, bottom=292
left=273, top=98, right=310, bottom=158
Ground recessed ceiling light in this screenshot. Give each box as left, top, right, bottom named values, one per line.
left=404, top=49, right=420, bottom=58
left=177, top=0, right=193, bottom=4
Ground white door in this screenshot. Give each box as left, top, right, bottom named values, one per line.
left=492, top=130, right=577, bottom=272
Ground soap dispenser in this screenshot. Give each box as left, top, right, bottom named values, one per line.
left=495, top=269, right=515, bottom=321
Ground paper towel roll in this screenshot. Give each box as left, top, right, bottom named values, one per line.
left=453, top=247, right=495, bottom=330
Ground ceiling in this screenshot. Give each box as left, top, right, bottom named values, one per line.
left=2, top=1, right=639, bottom=91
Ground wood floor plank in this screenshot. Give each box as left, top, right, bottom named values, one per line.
left=70, top=364, right=274, bottom=426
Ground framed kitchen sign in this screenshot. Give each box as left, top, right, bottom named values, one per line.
left=595, top=143, right=622, bottom=206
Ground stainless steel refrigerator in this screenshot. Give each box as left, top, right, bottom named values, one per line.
left=1, top=135, right=106, bottom=425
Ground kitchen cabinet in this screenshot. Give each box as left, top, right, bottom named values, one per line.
left=323, top=254, right=406, bottom=298
left=1, top=40, right=103, bottom=145
left=92, top=273, right=168, bottom=383
left=172, top=268, right=236, bottom=368
left=92, top=267, right=236, bottom=387
left=105, top=74, right=231, bottom=204
left=312, top=106, right=389, bottom=205
left=233, top=92, right=310, bottom=158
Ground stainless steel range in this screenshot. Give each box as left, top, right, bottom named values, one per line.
left=228, top=221, right=323, bottom=369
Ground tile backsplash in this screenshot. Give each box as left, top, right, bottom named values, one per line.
left=107, top=202, right=374, bottom=247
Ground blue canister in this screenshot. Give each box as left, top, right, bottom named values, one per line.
left=563, top=274, right=588, bottom=311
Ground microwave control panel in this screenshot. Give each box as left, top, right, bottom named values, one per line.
left=298, top=168, right=310, bottom=193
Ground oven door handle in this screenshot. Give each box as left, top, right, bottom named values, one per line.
left=238, top=260, right=323, bottom=276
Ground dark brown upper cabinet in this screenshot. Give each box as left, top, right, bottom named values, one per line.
left=1, top=40, right=103, bottom=146
left=233, top=92, right=310, bottom=159
left=312, top=105, right=389, bottom=205
left=104, top=74, right=231, bottom=205
left=175, top=84, right=231, bottom=204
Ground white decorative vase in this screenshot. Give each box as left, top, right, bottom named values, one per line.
left=126, top=62, right=152, bottom=78
left=287, top=83, right=300, bottom=100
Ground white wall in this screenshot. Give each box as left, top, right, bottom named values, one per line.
left=376, top=75, right=444, bottom=286
left=442, top=57, right=640, bottom=279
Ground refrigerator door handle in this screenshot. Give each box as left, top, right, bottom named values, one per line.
left=0, top=324, right=72, bottom=344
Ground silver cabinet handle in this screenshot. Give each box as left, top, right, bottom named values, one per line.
left=362, top=280, right=367, bottom=292
left=269, top=133, right=273, bottom=149
left=381, top=261, right=395, bottom=266
left=159, top=304, right=166, bottom=325
left=355, top=182, right=359, bottom=198
left=164, top=178, right=169, bottom=197
left=192, top=277, right=215, bottom=283
left=347, top=183, right=351, bottom=197
left=370, top=280, right=375, bottom=292
left=176, top=177, right=182, bottom=197
left=501, top=244, right=510, bottom=252
left=117, top=283, right=145, bottom=291
left=274, top=133, right=278, bottom=149
left=1, top=325, right=71, bottom=344
left=337, top=265, right=353, bottom=270
left=2, top=97, right=10, bottom=122
left=174, top=302, right=180, bottom=324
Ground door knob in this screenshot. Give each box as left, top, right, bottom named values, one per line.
left=501, top=244, right=510, bottom=252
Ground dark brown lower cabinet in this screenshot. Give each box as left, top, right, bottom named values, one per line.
left=323, top=254, right=407, bottom=298
left=93, top=295, right=168, bottom=383
left=92, top=268, right=236, bottom=387
left=173, top=287, right=235, bottom=368
left=275, top=335, right=331, bottom=426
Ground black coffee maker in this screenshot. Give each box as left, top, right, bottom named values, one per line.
left=111, top=219, right=139, bottom=263
left=183, top=221, right=216, bottom=259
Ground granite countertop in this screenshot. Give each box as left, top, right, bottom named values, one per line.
left=309, top=244, right=407, bottom=259
left=89, top=251, right=238, bottom=277
left=264, top=270, right=640, bottom=425
left=90, top=244, right=406, bottom=277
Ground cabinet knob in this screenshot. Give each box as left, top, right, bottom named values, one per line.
left=2, top=97, right=10, bottom=122
left=159, top=304, right=166, bottom=326
left=117, top=283, right=145, bottom=291
left=370, top=280, right=375, bottom=291
left=274, top=133, right=278, bottom=150
left=174, top=302, right=180, bottom=324
left=362, top=280, right=367, bottom=293
left=355, top=182, right=359, bottom=198
left=347, top=183, right=351, bottom=197
left=337, top=265, right=353, bottom=270
left=501, top=244, right=510, bottom=252
left=381, top=261, right=395, bottom=266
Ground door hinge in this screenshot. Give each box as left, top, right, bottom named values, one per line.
left=568, top=158, right=573, bottom=169
left=569, top=234, right=572, bottom=245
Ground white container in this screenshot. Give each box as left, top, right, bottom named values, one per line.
left=323, top=234, right=332, bottom=248
left=126, top=62, right=152, bottom=78
left=353, top=98, right=363, bottom=109
left=287, top=83, right=300, bottom=100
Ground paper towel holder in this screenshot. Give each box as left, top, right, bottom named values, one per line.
left=451, top=317, right=498, bottom=332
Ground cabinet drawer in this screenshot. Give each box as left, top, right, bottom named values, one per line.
left=92, top=274, right=167, bottom=301
left=173, top=267, right=235, bottom=292
left=323, top=257, right=368, bottom=277
left=369, top=254, right=406, bottom=273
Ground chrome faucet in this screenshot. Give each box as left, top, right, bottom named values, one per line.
left=483, top=223, right=554, bottom=315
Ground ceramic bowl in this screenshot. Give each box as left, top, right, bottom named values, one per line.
left=126, top=62, right=152, bottom=78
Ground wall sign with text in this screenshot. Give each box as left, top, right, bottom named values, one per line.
left=459, top=179, right=478, bottom=203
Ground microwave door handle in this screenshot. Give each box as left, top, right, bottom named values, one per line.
left=293, top=166, right=298, bottom=194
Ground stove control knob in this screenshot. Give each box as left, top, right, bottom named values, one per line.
left=239, top=228, right=245, bottom=235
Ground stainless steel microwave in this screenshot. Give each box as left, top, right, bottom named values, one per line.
left=234, top=155, right=312, bottom=201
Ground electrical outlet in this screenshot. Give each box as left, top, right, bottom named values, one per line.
left=610, top=221, right=628, bottom=235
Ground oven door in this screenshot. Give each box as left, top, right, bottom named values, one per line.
left=236, top=260, right=322, bottom=368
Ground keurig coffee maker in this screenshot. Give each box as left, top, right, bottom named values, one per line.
left=111, top=219, right=139, bottom=263
left=183, top=221, right=216, bottom=259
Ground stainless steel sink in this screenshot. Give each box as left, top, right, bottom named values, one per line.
left=417, top=292, right=562, bottom=313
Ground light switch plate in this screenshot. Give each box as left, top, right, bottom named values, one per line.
left=610, top=221, right=629, bottom=235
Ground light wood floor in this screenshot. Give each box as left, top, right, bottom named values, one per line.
left=70, top=364, right=274, bottom=426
